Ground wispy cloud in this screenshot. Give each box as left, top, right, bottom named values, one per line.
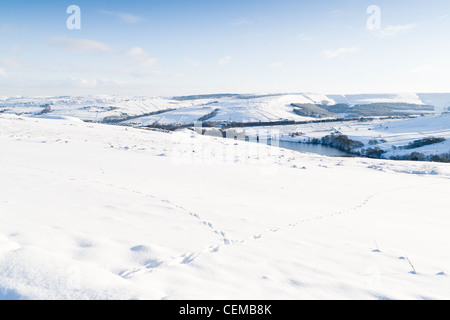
left=298, top=33, right=312, bottom=41
left=0, top=68, right=9, bottom=78
left=10, top=45, right=20, bottom=54
left=322, top=47, right=361, bottom=59
left=0, top=58, right=21, bottom=67
left=71, top=77, right=125, bottom=88
left=184, top=58, right=200, bottom=67
left=438, top=14, right=449, bottom=21
left=371, top=24, right=416, bottom=37
left=50, top=37, right=113, bottom=53
left=0, top=45, right=20, bottom=55
left=230, top=19, right=252, bottom=25
left=126, top=47, right=157, bottom=67
left=267, top=62, right=284, bottom=68
left=218, top=56, right=232, bottom=66
left=123, top=69, right=183, bottom=79
left=100, top=10, right=144, bottom=24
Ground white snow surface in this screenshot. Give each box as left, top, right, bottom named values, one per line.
left=329, top=93, right=425, bottom=106
left=0, top=114, right=450, bottom=300
left=246, top=113, right=450, bottom=158
left=2, top=93, right=448, bottom=127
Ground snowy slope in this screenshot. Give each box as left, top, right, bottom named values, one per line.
left=123, top=94, right=328, bottom=125
left=124, top=105, right=219, bottom=126
left=0, top=96, right=196, bottom=122
left=0, top=114, right=450, bottom=300
left=328, top=93, right=425, bottom=106
left=208, top=94, right=325, bottom=123
left=252, top=114, right=450, bottom=159
left=418, top=93, right=450, bottom=113
left=3, top=92, right=446, bottom=128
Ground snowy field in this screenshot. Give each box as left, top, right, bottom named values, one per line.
left=2, top=93, right=448, bottom=126
left=0, top=113, right=449, bottom=300
left=0, top=96, right=197, bottom=122
left=238, top=113, right=450, bottom=159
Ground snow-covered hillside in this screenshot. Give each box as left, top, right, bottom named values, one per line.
left=0, top=96, right=196, bottom=123
left=1, top=114, right=449, bottom=300
left=238, top=113, right=450, bottom=161
left=1, top=93, right=448, bottom=127
left=328, top=93, right=450, bottom=113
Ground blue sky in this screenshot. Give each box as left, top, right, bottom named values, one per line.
left=0, top=0, right=449, bottom=96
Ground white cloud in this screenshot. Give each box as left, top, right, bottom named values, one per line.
left=322, top=47, right=361, bottom=59
left=298, top=33, right=312, bottom=41
left=71, top=77, right=125, bottom=88
left=268, top=62, right=284, bottom=68
left=126, top=47, right=157, bottom=67
left=123, top=69, right=183, bottom=79
left=218, top=56, right=232, bottom=66
left=371, top=24, right=416, bottom=37
left=0, top=68, right=8, bottom=77
left=100, top=11, right=144, bottom=24
left=72, top=78, right=98, bottom=88
left=0, top=58, right=21, bottom=67
left=438, top=14, right=449, bottom=21
left=0, top=46, right=20, bottom=55
left=51, top=37, right=113, bottom=53
left=184, top=58, right=200, bottom=67
left=10, top=45, right=20, bottom=54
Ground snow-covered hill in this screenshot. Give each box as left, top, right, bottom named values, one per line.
left=0, top=114, right=449, bottom=299
left=1, top=93, right=448, bottom=126
left=239, top=113, right=450, bottom=161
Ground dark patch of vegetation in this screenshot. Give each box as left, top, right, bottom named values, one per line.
left=172, top=94, right=239, bottom=101
left=102, top=113, right=130, bottom=123
left=81, top=106, right=119, bottom=112
left=142, top=121, right=220, bottom=132
left=320, top=103, right=353, bottom=114
left=320, top=135, right=364, bottom=153
left=142, top=123, right=191, bottom=131
left=308, top=138, right=321, bottom=145
left=223, top=120, right=298, bottom=129
left=319, top=103, right=435, bottom=117
left=390, top=152, right=450, bottom=163
left=222, top=115, right=415, bottom=130
left=428, top=153, right=450, bottom=163
left=291, top=103, right=337, bottom=119
left=363, top=147, right=387, bottom=158
left=390, top=152, right=427, bottom=162
left=197, top=109, right=220, bottom=122
left=37, top=104, right=53, bottom=115
left=222, top=116, right=382, bottom=130
left=103, top=108, right=177, bottom=124
left=368, top=138, right=388, bottom=146
left=399, top=137, right=446, bottom=150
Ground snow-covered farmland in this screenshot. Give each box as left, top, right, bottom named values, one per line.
left=237, top=114, right=450, bottom=160
left=0, top=114, right=449, bottom=300
left=3, top=92, right=446, bottom=127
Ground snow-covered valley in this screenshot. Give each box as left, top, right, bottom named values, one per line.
left=1, top=93, right=449, bottom=162
left=1, top=93, right=448, bottom=124
left=0, top=113, right=449, bottom=300
left=236, top=113, right=450, bottom=161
